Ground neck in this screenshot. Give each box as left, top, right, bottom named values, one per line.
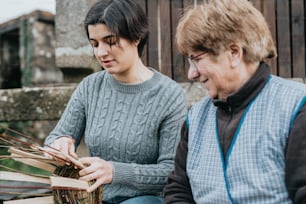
left=239, top=61, right=260, bottom=86
left=113, top=58, right=154, bottom=84
left=129, top=66, right=153, bottom=84
left=219, top=61, right=260, bottom=101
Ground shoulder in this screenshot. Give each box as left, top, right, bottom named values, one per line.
left=76, top=70, right=108, bottom=89
left=72, top=71, right=108, bottom=98
left=268, top=76, right=306, bottom=107
left=189, top=96, right=212, bottom=117
left=148, top=68, right=187, bottom=109
left=191, top=96, right=211, bottom=109
left=151, top=68, right=184, bottom=92
left=82, top=70, right=107, bottom=83
left=270, top=75, right=306, bottom=93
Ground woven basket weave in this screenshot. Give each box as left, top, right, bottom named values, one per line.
left=53, top=165, right=103, bottom=204
left=0, top=126, right=103, bottom=204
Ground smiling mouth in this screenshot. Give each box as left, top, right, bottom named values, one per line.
left=102, top=60, right=114, bottom=67
left=202, top=79, right=208, bottom=84
left=103, top=60, right=112, bottom=63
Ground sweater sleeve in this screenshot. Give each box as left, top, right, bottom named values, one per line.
left=163, top=121, right=195, bottom=204
left=111, top=85, right=187, bottom=193
left=285, top=102, right=306, bottom=204
left=44, top=81, right=86, bottom=148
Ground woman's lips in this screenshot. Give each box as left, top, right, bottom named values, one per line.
left=102, top=60, right=113, bottom=67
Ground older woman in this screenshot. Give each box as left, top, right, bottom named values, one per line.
left=164, top=0, right=306, bottom=203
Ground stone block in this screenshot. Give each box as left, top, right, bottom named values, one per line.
left=0, top=82, right=207, bottom=122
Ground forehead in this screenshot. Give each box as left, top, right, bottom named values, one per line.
left=88, top=24, right=113, bottom=39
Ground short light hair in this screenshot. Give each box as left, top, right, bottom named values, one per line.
left=176, top=0, right=277, bottom=63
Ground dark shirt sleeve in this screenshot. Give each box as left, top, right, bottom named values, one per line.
left=285, top=102, right=306, bottom=204
left=163, top=121, right=195, bottom=204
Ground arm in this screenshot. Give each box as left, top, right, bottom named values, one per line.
left=164, top=121, right=195, bottom=204
left=285, top=102, right=306, bottom=203
left=44, top=81, right=86, bottom=152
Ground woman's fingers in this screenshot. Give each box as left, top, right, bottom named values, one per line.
left=87, top=180, right=103, bottom=193
left=78, top=157, right=100, bottom=176
left=78, top=157, right=114, bottom=192
left=44, top=136, right=78, bottom=165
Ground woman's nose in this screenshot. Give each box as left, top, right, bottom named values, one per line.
left=188, top=67, right=200, bottom=80
left=96, top=44, right=108, bottom=57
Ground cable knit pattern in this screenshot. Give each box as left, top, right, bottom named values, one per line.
left=45, top=68, right=187, bottom=203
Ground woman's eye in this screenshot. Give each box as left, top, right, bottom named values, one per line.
left=193, top=58, right=201, bottom=63
left=105, top=37, right=117, bottom=46
left=90, top=41, right=98, bottom=48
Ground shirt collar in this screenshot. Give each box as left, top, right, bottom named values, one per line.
left=213, top=62, right=271, bottom=112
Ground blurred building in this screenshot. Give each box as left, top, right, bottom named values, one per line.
left=0, top=10, right=63, bottom=89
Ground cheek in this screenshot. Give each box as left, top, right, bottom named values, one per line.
left=197, top=60, right=214, bottom=74
left=200, top=64, right=216, bottom=79
left=92, top=48, right=99, bottom=58
left=206, top=69, right=225, bottom=89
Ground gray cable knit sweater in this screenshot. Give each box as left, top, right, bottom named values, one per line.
left=45, top=68, right=187, bottom=203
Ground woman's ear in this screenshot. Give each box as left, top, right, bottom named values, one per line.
left=229, top=43, right=243, bottom=68
left=134, top=39, right=140, bottom=47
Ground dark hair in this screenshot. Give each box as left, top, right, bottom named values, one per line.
left=84, top=0, right=149, bottom=57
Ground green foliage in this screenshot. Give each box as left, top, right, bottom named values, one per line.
left=0, top=148, right=51, bottom=177
left=0, top=122, right=49, bottom=176
left=0, top=121, right=34, bottom=136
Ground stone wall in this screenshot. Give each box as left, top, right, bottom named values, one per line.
left=20, top=12, right=63, bottom=86
left=0, top=82, right=207, bottom=122
left=31, top=20, right=62, bottom=84
left=0, top=10, right=63, bottom=88
left=55, top=0, right=100, bottom=82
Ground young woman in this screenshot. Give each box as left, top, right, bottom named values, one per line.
left=45, top=0, right=187, bottom=203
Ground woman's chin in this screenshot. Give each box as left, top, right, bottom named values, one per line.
left=207, top=91, right=217, bottom=100
left=104, top=67, right=118, bottom=74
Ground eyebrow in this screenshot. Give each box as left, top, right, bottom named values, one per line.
left=89, top=34, right=116, bottom=41
left=189, top=52, right=206, bottom=60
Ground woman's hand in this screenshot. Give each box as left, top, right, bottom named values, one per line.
left=78, top=157, right=114, bottom=192
left=45, top=136, right=78, bottom=164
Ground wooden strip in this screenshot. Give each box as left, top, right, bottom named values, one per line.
left=0, top=125, right=42, bottom=145
left=134, top=0, right=148, bottom=65
left=11, top=154, right=56, bottom=173
left=262, top=0, right=277, bottom=75
left=8, top=147, right=51, bottom=161
left=39, top=146, right=85, bottom=169
left=181, top=0, right=195, bottom=79
left=3, top=196, right=53, bottom=204
left=147, top=0, right=159, bottom=70
left=160, top=0, right=173, bottom=78
left=172, top=0, right=188, bottom=82
left=0, top=171, right=50, bottom=184
left=291, top=0, right=305, bottom=77
left=50, top=176, right=89, bottom=190
left=276, top=0, right=291, bottom=77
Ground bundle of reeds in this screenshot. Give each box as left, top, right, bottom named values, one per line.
left=0, top=125, right=103, bottom=204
